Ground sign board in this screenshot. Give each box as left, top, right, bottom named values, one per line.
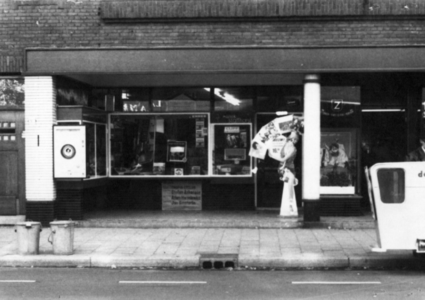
left=54, top=126, right=86, bottom=178
left=162, top=181, right=202, bottom=210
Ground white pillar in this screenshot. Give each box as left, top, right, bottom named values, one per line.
left=302, top=74, right=321, bottom=221
left=25, top=76, right=56, bottom=201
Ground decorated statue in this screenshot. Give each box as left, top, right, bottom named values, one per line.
left=249, top=113, right=303, bottom=217
left=278, top=131, right=300, bottom=217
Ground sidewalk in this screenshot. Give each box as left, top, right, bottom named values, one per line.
left=0, top=212, right=424, bottom=270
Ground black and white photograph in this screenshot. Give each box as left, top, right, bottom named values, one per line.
left=2, top=1, right=425, bottom=299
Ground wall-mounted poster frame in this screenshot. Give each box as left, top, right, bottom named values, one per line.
left=320, top=128, right=358, bottom=195
left=167, top=141, right=187, bottom=162
left=210, top=123, right=252, bottom=177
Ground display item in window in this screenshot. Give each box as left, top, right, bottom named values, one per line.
left=320, top=142, right=351, bottom=187
left=326, top=142, right=349, bottom=168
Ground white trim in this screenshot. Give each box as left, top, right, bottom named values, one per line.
left=362, top=108, right=405, bottom=112
left=25, top=76, right=56, bottom=201
left=56, top=120, right=82, bottom=125
left=320, top=186, right=355, bottom=195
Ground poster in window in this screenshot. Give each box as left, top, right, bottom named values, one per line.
left=167, top=141, right=187, bottom=162
left=320, top=128, right=357, bottom=194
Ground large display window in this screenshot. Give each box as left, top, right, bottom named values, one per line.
left=210, top=123, right=252, bottom=176
left=110, top=113, right=209, bottom=177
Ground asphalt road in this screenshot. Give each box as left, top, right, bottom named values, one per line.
left=0, top=268, right=424, bottom=300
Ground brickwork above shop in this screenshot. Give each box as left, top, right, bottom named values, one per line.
left=100, top=0, right=425, bottom=21
left=2, top=0, right=425, bottom=73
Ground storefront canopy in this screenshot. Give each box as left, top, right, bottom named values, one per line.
left=24, top=46, right=425, bottom=87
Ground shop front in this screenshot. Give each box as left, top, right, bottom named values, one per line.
left=20, top=47, right=425, bottom=224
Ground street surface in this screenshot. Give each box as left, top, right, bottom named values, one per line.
left=0, top=268, right=424, bottom=299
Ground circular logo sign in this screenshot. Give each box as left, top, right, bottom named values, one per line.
left=61, top=144, right=76, bottom=159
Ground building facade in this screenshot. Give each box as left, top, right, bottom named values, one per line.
left=1, top=0, right=425, bottom=225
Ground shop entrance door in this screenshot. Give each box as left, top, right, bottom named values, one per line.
left=255, top=114, right=281, bottom=208
left=255, top=113, right=303, bottom=209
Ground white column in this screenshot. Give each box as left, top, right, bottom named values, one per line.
left=302, top=75, right=321, bottom=220
left=25, top=77, right=56, bottom=201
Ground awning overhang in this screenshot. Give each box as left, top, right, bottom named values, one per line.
left=24, top=46, right=425, bottom=87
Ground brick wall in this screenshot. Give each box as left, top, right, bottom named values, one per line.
left=1, top=0, right=425, bottom=74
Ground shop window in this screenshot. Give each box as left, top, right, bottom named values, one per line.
left=0, top=78, right=24, bottom=107
left=211, top=123, right=252, bottom=176
left=85, top=122, right=107, bottom=178
left=213, top=87, right=253, bottom=112
left=320, top=128, right=358, bottom=194
left=377, top=169, right=405, bottom=204
left=151, top=87, right=210, bottom=112
left=320, top=86, right=361, bottom=195
left=110, top=113, right=209, bottom=177
left=362, top=111, right=406, bottom=164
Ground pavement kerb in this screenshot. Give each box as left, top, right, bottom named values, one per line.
left=0, top=255, right=91, bottom=268
left=348, top=254, right=425, bottom=270
left=90, top=255, right=200, bottom=269
left=0, top=253, right=422, bottom=270
left=238, top=254, right=350, bottom=269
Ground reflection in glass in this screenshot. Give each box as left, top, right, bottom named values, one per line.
left=110, top=114, right=209, bottom=176
left=0, top=78, right=25, bottom=107
left=213, top=87, right=253, bottom=111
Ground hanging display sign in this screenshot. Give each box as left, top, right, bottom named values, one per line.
left=162, top=181, right=202, bottom=210
left=123, top=101, right=150, bottom=112
left=320, top=86, right=360, bottom=117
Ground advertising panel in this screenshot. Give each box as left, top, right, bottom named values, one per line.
left=54, top=126, right=86, bottom=178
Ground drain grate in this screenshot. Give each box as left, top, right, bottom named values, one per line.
left=199, top=253, right=238, bottom=269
